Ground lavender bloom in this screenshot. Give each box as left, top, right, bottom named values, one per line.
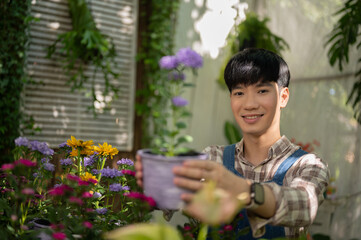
left=100, top=166, right=123, bottom=178
left=176, top=47, right=203, bottom=68
left=15, top=137, right=29, bottom=147
left=109, top=183, right=123, bottom=192
left=93, top=192, right=102, bottom=198
left=30, top=141, right=54, bottom=156
left=159, top=56, right=179, bottom=69
left=43, top=162, right=55, bottom=172
left=116, top=158, right=134, bottom=166
left=84, top=157, right=95, bottom=167
left=122, top=185, right=130, bottom=191
left=96, top=208, right=108, bottom=215
left=60, top=158, right=73, bottom=166
left=41, top=158, right=49, bottom=163
left=172, top=96, right=188, bottom=107
left=91, top=169, right=99, bottom=175
left=58, top=142, right=69, bottom=148
left=168, top=71, right=185, bottom=81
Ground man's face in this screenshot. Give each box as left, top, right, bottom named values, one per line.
left=230, top=81, right=289, bottom=138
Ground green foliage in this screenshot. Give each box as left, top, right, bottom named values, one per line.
left=0, top=0, right=32, bottom=163
left=136, top=0, right=181, bottom=149
left=224, top=121, right=242, bottom=145
left=47, top=0, right=120, bottom=116
left=217, top=12, right=290, bottom=89
left=325, top=0, right=361, bottom=124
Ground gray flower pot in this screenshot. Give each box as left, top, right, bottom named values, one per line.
left=137, top=149, right=208, bottom=210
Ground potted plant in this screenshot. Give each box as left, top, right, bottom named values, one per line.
left=137, top=47, right=208, bottom=210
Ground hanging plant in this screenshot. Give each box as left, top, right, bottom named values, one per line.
left=325, top=0, right=361, bottom=124
left=217, top=12, right=289, bottom=89
left=46, top=0, right=120, bottom=115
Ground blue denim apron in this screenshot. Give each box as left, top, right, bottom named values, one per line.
left=220, top=144, right=307, bottom=239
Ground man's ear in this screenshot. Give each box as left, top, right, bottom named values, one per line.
left=280, top=87, right=289, bottom=108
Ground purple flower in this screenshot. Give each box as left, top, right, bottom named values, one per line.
left=122, top=185, right=130, bottom=191
left=172, top=96, right=188, bottom=107
left=93, top=192, right=102, bottom=198
left=116, top=158, right=134, bottom=166
left=159, top=55, right=179, bottom=69
left=60, top=158, right=72, bottom=166
left=29, top=141, right=54, bottom=156
left=100, top=167, right=123, bottom=178
left=41, top=158, right=49, bottom=163
left=84, top=157, right=95, bottom=167
left=44, top=162, right=55, bottom=172
left=109, top=183, right=123, bottom=192
left=15, top=137, right=29, bottom=147
left=168, top=71, right=185, bottom=81
left=96, top=208, right=108, bottom=215
left=176, top=47, right=203, bottom=68
left=58, top=142, right=69, bottom=148
left=91, top=169, right=99, bottom=175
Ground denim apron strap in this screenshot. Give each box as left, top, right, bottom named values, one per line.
left=217, top=144, right=307, bottom=239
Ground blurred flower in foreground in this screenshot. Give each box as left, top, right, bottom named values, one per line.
left=184, top=181, right=248, bottom=226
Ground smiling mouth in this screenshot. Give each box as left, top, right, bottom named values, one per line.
left=242, top=114, right=264, bottom=119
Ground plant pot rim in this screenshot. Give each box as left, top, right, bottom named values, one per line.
left=137, top=149, right=208, bottom=162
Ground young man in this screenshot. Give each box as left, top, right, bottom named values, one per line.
left=136, top=48, right=329, bottom=239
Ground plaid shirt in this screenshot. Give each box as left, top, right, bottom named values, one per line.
left=203, top=136, right=329, bottom=238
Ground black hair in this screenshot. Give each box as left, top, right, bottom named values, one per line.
left=224, top=48, right=290, bottom=92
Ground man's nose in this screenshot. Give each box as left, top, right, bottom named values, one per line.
left=244, top=93, right=258, bottom=109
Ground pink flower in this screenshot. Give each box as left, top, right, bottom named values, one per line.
left=86, top=208, right=94, bottom=213
left=52, top=232, right=66, bottom=240
left=82, top=192, right=93, bottom=198
left=124, top=192, right=156, bottom=207
left=183, top=225, right=192, bottom=231
left=121, top=169, right=136, bottom=176
left=87, top=178, right=98, bottom=184
left=83, top=221, right=93, bottom=229
left=1, top=163, right=15, bottom=171
left=15, top=159, right=36, bottom=167
left=51, top=223, right=65, bottom=230
left=21, top=188, right=35, bottom=195
left=78, top=180, right=89, bottom=186
left=48, top=185, right=73, bottom=196
left=223, top=225, right=233, bottom=231
left=69, top=196, right=83, bottom=205
left=66, top=174, right=81, bottom=182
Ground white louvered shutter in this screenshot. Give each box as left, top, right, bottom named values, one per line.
left=24, top=0, right=138, bottom=151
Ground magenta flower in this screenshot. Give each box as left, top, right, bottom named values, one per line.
left=69, top=196, right=83, bottom=205
left=15, top=159, right=36, bottom=167
left=48, top=184, right=73, bottom=196
left=83, top=221, right=93, bottom=229
left=176, top=47, right=203, bottom=68
left=172, top=96, right=188, bottom=107
left=223, top=225, right=233, bottom=231
left=121, top=169, right=135, bottom=176
left=124, top=192, right=156, bottom=207
left=159, top=55, right=179, bottom=69
left=66, top=174, right=81, bottom=182
left=82, top=192, right=93, bottom=198
left=52, top=232, right=66, bottom=240
left=1, top=163, right=15, bottom=171
left=78, top=180, right=89, bottom=186
left=21, top=188, right=35, bottom=195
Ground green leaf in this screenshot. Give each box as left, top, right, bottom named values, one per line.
left=175, top=122, right=187, bottom=129
left=224, top=121, right=242, bottom=144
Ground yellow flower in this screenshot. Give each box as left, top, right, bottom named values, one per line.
left=94, top=142, right=119, bottom=159
left=67, top=136, right=82, bottom=148
left=81, top=172, right=97, bottom=183
left=70, top=148, right=79, bottom=157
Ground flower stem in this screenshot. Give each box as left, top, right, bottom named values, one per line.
left=197, top=223, right=208, bottom=240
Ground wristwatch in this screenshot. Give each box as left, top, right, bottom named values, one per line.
left=246, top=182, right=264, bottom=209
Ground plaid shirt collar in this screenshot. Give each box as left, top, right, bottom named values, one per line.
left=236, top=136, right=294, bottom=166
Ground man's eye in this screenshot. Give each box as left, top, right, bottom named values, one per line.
left=233, top=91, right=243, bottom=96
left=259, top=89, right=268, bottom=94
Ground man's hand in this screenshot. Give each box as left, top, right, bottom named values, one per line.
left=173, top=160, right=251, bottom=203
left=135, top=154, right=143, bottom=188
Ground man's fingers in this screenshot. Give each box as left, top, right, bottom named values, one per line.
left=183, top=159, right=218, bottom=171
left=173, top=165, right=208, bottom=180
left=174, top=176, right=203, bottom=191
left=180, top=193, right=194, bottom=203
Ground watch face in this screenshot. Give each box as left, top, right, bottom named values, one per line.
left=254, top=183, right=265, bottom=205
